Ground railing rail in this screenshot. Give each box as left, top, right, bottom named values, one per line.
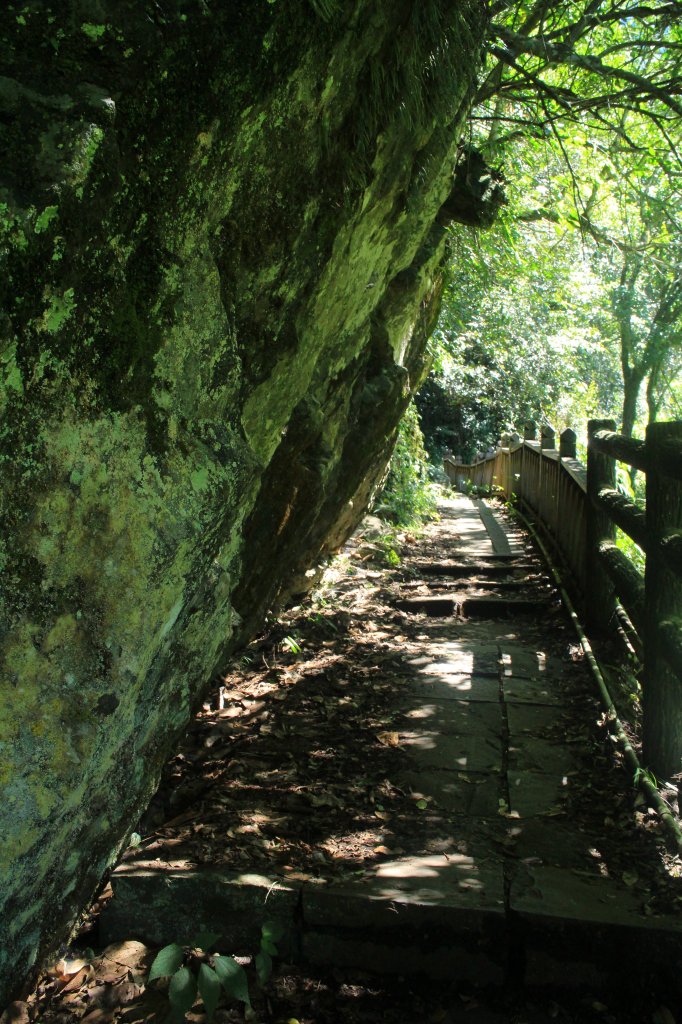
left=444, top=419, right=682, bottom=780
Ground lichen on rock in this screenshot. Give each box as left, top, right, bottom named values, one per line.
left=0, top=0, right=489, bottom=1004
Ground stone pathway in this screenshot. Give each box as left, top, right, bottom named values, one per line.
left=102, top=496, right=682, bottom=999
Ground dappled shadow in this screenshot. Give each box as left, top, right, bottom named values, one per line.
left=116, top=500, right=682, bottom=995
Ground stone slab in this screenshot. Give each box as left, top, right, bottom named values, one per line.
left=300, top=931, right=507, bottom=985
left=510, top=862, right=682, bottom=933
left=303, top=851, right=505, bottom=929
left=399, top=729, right=502, bottom=773
left=504, top=818, right=599, bottom=868
left=506, top=704, right=581, bottom=774
left=498, top=645, right=567, bottom=680
left=401, top=674, right=501, bottom=703
left=397, top=769, right=501, bottom=816
left=506, top=771, right=570, bottom=817
left=502, top=675, right=566, bottom=706
left=460, top=596, right=545, bottom=619
left=100, top=868, right=301, bottom=956
left=407, top=643, right=501, bottom=678
left=476, top=499, right=512, bottom=555
left=397, top=695, right=503, bottom=742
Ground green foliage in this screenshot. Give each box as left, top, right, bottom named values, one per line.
left=212, top=955, right=250, bottom=1007
left=147, top=924, right=282, bottom=1020
left=148, top=943, right=184, bottom=982
left=307, top=0, right=338, bottom=20
left=168, top=967, right=198, bottom=1022
left=418, top=1, right=682, bottom=460
left=373, top=401, right=438, bottom=527
left=281, top=634, right=302, bottom=654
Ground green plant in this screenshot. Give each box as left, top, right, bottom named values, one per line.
left=634, top=765, right=658, bottom=790
left=281, top=634, right=301, bottom=654
left=373, top=401, right=438, bottom=527
left=148, top=931, right=251, bottom=1020
left=255, top=920, right=283, bottom=984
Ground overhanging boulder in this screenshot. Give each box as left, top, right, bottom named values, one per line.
left=0, top=0, right=487, bottom=1003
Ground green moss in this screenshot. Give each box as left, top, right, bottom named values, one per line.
left=0, top=0, right=486, bottom=1006
left=42, top=288, right=76, bottom=334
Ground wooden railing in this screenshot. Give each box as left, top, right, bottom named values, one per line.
left=444, top=419, right=682, bottom=780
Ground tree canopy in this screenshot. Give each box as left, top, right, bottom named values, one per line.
left=413, top=0, right=682, bottom=467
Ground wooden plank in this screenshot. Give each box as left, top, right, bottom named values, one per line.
left=596, top=488, right=647, bottom=550
left=586, top=419, right=617, bottom=632
left=561, top=459, right=587, bottom=493
left=597, top=541, right=645, bottom=634
left=660, top=618, right=682, bottom=679
left=660, top=530, right=682, bottom=578
left=592, top=430, right=647, bottom=473
left=643, top=421, right=682, bottom=779
left=656, top=435, right=682, bottom=483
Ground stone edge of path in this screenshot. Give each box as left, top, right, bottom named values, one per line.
left=99, top=865, right=682, bottom=993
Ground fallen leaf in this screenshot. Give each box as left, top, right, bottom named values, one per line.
left=52, top=957, right=90, bottom=981
left=0, top=1001, right=29, bottom=1024
left=61, top=965, right=94, bottom=993
left=622, top=870, right=638, bottom=887
left=377, top=731, right=400, bottom=747
left=82, top=1010, right=116, bottom=1024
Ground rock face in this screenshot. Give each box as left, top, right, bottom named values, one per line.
left=0, top=0, right=486, bottom=1003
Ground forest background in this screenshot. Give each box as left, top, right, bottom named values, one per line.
left=379, top=0, right=682, bottom=527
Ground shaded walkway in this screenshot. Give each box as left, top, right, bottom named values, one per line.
left=102, top=496, right=682, bottom=998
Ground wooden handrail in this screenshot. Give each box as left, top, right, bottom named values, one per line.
left=592, top=430, right=648, bottom=472
left=444, top=417, right=682, bottom=779
left=595, top=488, right=647, bottom=550
left=597, top=540, right=645, bottom=634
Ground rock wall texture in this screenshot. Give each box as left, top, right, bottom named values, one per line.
left=0, top=0, right=487, bottom=1004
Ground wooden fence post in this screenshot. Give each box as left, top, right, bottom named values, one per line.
left=560, top=428, right=577, bottom=459
left=519, top=421, right=536, bottom=507
left=586, top=418, right=617, bottom=631
left=643, top=421, right=682, bottom=779
left=539, top=424, right=555, bottom=527
left=540, top=424, right=555, bottom=450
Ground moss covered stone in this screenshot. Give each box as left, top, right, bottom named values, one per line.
left=0, top=0, right=489, bottom=1005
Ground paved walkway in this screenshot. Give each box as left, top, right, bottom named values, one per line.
left=102, top=496, right=682, bottom=998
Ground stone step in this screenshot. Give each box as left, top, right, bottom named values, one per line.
left=395, top=595, right=548, bottom=618
left=100, top=855, right=682, bottom=994
left=411, top=561, right=538, bottom=578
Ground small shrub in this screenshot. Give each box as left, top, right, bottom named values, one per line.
left=373, top=401, right=439, bottom=526
left=147, top=922, right=284, bottom=1021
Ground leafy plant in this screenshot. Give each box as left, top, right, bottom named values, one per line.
left=634, top=765, right=658, bottom=790
left=373, top=401, right=439, bottom=527
left=147, top=923, right=285, bottom=1020
left=281, top=634, right=302, bottom=654
left=255, top=920, right=283, bottom=985
left=148, top=931, right=251, bottom=1021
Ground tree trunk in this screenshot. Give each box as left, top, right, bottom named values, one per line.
left=621, top=366, right=645, bottom=438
